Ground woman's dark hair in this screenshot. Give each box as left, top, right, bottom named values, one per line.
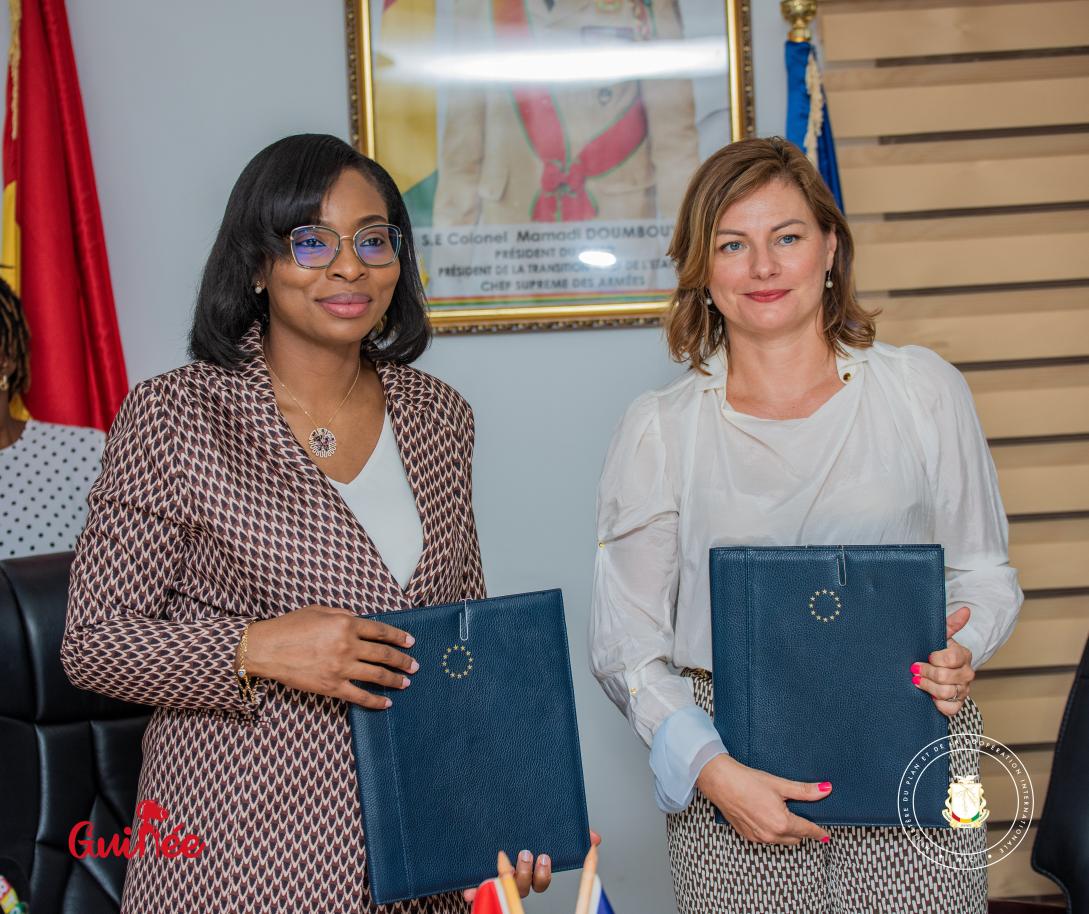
left=0, top=276, right=30, bottom=394
left=189, top=133, right=431, bottom=367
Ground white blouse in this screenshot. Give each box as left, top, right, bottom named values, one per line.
left=330, top=409, right=423, bottom=590
left=589, top=342, right=1023, bottom=811
left=1, top=419, right=105, bottom=560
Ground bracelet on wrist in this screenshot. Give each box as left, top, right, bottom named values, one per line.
left=234, top=623, right=259, bottom=705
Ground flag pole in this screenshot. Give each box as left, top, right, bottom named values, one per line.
left=572, top=844, right=598, bottom=914
left=496, top=852, right=527, bottom=914
left=781, top=0, right=844, bottom=211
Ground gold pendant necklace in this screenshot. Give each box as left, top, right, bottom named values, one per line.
left=264, top=348, right=361, bottom=459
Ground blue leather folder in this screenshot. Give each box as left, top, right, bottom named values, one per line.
left=348, top=589, right=591, bottom=904
left=709, top=546, right=950, bottom=827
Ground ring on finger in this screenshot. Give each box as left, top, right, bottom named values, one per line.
left=941, top=683, right=963, bottom=703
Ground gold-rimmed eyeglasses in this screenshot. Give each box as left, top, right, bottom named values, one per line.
left=288, top=223, right=402, bottom=269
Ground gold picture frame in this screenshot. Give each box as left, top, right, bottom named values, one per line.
left=345, top=0, right=754, bottom=333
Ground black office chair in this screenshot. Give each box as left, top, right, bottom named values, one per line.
left=989, top=630, right=1089, bottom=914
left=0, top=552, right=150, bottom=913
left=1028, top=631, right=1089, bottom=914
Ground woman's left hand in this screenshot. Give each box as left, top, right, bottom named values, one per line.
left=461, top=831, right=602, bottom=902
left=912, top=605, right=975, bottom=718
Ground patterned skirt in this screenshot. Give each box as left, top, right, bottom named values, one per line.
left=665, top=671, right=988, bottom=914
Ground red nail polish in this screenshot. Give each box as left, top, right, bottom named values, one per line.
left=818, top=782, right=832, bottom=792
left=912, top=674, right=921, bottom=685
left=911, top=663, right=921, bottom=674
left=821, top=836, right=830, bottom=844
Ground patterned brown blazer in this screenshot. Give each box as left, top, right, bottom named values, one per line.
left=63, top=325, right=482, bottom=913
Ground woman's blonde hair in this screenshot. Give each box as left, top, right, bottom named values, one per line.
left=664, top=136, right=877, bottom=370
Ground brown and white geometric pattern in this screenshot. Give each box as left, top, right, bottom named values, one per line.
left=666, top=672, right=988, bottom=914
left=63, top=324, right=482, bottom=913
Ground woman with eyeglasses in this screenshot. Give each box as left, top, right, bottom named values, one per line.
left=62, top=134, right=562, bottom=912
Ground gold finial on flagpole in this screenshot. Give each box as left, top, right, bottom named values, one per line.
left=781, top=0, right=818, bottom=43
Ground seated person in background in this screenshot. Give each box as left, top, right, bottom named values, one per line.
left=0, top=277, right=105, bottom=560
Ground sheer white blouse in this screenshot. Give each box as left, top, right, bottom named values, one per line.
left=330, top=409, right=423, bottom=591
left=589, top=342, right=1023, bottom=811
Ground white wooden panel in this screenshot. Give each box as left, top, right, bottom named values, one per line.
left=972, top=670, right=1075, bottom=744
left=993, top=441, right=1089, bottom=515
left=964, top=363, right=1089, bottom=440
left=823, top=1, right=1089, bottom=62
left=988, top=594, right=1089, bottom=670
left=840, top=134, right=1089, bottom=214
left=980, top=747, right=1051, bottom=822
left=988, top=825, right=1064, bottom=898
left=826, top=57, right=1089, bottom=138
left=875, top=287, right=1089, bottom=363
left=853, top=211, right=1089, bottom=293
left=1008, top=518, right=1089, bottom=590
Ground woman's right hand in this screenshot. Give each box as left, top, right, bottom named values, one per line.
left=244, top=605, right=417, bottom=708
left=695, top=754, right=832, bottom=845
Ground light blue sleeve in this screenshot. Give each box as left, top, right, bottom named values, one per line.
left=649, top=705, right=728, bottom=813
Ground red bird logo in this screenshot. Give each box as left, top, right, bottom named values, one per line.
left=135, top=799, right=169, bottom=823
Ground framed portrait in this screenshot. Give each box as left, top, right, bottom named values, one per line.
left=345, top=0, right=754, bottom=332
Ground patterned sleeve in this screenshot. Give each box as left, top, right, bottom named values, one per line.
left=62, top=380, right=259, bottom=713
left=460, top=404, right=487, bottom=601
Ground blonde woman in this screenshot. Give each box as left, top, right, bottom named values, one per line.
left=590, top=137, right=1021, bottom=913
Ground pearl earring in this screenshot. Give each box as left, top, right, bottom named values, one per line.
left=254, top=283, right=264, bottom=294
left=824, top=271, right=833, bottom=289
left=705, top=290, right=713, bottom=306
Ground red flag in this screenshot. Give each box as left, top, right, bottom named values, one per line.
left=3, top=0, right=128, bottom=430
left=470, top=878, right=512, bottom=914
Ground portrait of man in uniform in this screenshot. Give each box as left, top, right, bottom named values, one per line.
left=353, top=0, right=747, bottom=325
left=433, top=0, right=702, bottom=227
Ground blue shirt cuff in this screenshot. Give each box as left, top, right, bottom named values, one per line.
left=649, top=706, right=727, bottom=813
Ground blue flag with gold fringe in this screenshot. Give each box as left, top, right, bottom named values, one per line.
left=785, top=39, right=844, bottom=212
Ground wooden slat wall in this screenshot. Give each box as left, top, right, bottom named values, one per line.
left=822, top=0, right=1089, bottom=900
left=853, top=211, right=1089, bottom=292
left=828, top=58, right=1089, bottom=137
left=878, top=288, right=1089, bottom=363
left=839, top=135, right=1089, bottom=213
left=824, top=1, right=1089, bottom=60
left=989, top=827, right=1060, bottom=898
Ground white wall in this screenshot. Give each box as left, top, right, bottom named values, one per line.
left=1, top=3, right=790, bottom=910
